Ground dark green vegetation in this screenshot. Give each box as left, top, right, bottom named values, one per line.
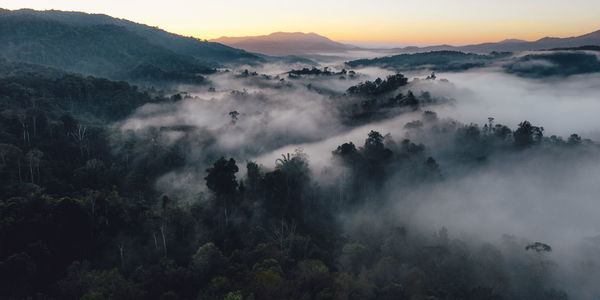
left=288, top=67, right=354, bottom=79
left=0, top=9, right=264, bottom=83
left=346, top=51, right=510, bottom=72
left=0, top=59, right=176, bottom=198
left=347, top=49, right=600, bottom=78
left=548, top=45, right=600, bottom=51
left=340, top=74, right=446, bottom=124
left=22, top=9, right=262, bottom=64
left=346, top=74, right=409, bottom=95
left=1, top=58, right=587, bottom=299
left=0, top=59, right=163, bottom=121
left=504, top=52, right=600, bottom=77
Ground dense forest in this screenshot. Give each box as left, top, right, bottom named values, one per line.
left=345, top=50, right=600, bottom=77
left=2, top=57, right=595, bottom=300
left=504, top=52, right=600, bottom=77
left=0, top=9, right=264, bottom=83
left=345, top=51, right=511, bottom=72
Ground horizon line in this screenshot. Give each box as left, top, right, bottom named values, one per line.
left=3, top=7, right=599, bottom=47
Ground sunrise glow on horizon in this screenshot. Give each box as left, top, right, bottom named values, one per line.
left=3, top=0, right=600, bottom=45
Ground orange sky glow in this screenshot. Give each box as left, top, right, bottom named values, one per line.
left=3, top=0, right=599, bottom=45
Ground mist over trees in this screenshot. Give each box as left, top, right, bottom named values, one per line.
left=2, top=58, right=597, bottom=298
left=504, top=52, right=600, bottom=77
left=346, top=51, right=511, bottom=72
left=346, top=50, right=600, bottom=78
left=1, top=9, right=600, bottom=299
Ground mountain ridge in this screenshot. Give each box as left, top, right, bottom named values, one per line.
left=0, top=8, right=264, bottom=67
left=209, top=29, right=600, bottom=56
left=210, top=32, right=358, bottom=56
left=389, top=29, right=600, bottom=53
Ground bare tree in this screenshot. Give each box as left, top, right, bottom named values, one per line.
left=153, top=232, right=159, bottom=251
left=271, top=219, right=297, bottom=257
left=160, top=222, right=167, bottom=257
left=85, top=190, right=101, bottom=229
left=25, top=149, right=43, bottom=184
left=69, top=124, right=88, bottom=157
left=159, top=195, right=169, bottom=257
left=27, top=107, right=41, bottom=138
left=17, top=113, right=30, bottom=146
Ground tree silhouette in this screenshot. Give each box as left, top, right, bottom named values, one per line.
left=205, top=157, right=239, bottom=226
left=514, top=121, right=544, bottom=148
left=525, top=242, right=552, bottom=253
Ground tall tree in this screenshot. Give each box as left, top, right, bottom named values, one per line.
left=514, top=121, right=543, bottom=148
left=205, top=157, right=239, bottom=226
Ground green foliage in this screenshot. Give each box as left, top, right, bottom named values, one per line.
left=0, top=9, right=266, bottom=82
left=59, top=262, right=145, bottom=300
left=205, top=157, right=240, bottom=197
left=223, top=290, right=244, bottom=300
left=347, top=74, right=408, bottom=96
left=0, top=60, right=587, bottom=299
left=192, top=242, right=227, bottom=276
left=287, top=67, right=349, bottom=78
left=505, top=52, right=600, bottom=77
left=346, top=51, right=507, bottom=71
left=514, top=121, right=544, bottom=148
left=0, top=17, right=212, bottom=82
left=340, top=73, right=440, bottom=124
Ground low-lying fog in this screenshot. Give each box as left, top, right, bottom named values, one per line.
left=437, top=69, right=600, bottom=139
left=120, top=59, right=600, bottom=296
left=254, top=66, right=600, bottom=163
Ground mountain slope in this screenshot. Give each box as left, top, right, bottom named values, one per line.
left=4, top=9, right=262, bottom=65
left=0, top=15, right=209, bottom=79
left=0, top=58, right=164, bottom=123
left=0, top=9, right=264, bottom=82
left=210, top=32, right=358, bottom=56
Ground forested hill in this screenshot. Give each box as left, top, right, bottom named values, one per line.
left=0, top=58, right=171, bottom=195
left=3, top=9, right=262, bottom=64
left=0, top=9, right=264, bottom=82
left=346, top=51, right=510, bottom=71
left=0, top=59, right=168, bottom=121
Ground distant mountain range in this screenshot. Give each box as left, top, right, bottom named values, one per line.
left=211, top=30, right=600, bottom=57
left=388, top=30, right=600, bottom=54
left=0, top=8, right=264, bottom=82
left=210, top=32, right=358, bottom=56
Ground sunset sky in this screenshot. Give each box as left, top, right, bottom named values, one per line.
left=3, top=0, right=600, bottom=45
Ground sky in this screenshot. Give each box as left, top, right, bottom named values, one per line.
left=3, top=0, right=600, bottom=45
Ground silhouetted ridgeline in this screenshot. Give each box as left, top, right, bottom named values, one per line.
left=384, top=29, right=600, bottom=53
left=0, top=9, right=266, bottom=84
